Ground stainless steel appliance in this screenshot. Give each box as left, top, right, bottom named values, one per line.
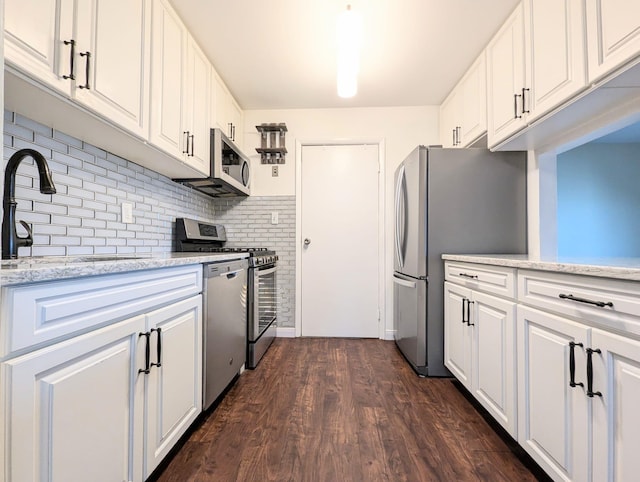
left=173, top=128, right=250, bottom=197
left=393, top=147, right=527, bottom=376
left=175, top=218, right=278, bottom=371
left=203, top=258, right=248, bottom=409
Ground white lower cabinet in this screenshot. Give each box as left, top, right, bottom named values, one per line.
left=517, top=305, right=590, bottom=482
left=591, top=329, right=640, bottom=482
left=1, top=294, right=202, bottom=482
left=445, top=260, right=640, bottom=481
left=2, top=314, right=147, bottom=482
left=518, top=305, right=640, bottom=482
left=444, top=277, right=517, bottom=436
left=144, top=296, right=202, bottom=478
left=0, top=266, right=203, bottom=482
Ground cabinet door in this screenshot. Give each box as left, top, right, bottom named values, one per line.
left=586, top=0, right=640, bottom=83
left=74, top=0, right=150, bottom=138
left=4, top=0, right=74, bottom=95
left=149, top=0, right=187, bottom=159
left=439, top=90, right=460, bottom=148
left=524, top=0, right=587, bottom=122
left=487, top=3, right=527, bottom=148
left=472, top=291, right=517, bottom=436
left=145, top=296, right=202, bottom=478
left=229, top=96, right=244, bottom=147
left=1, top=315, right=146, bottom=482
left=185, top=38, right=211, bottom=175
left=517, top=305, right=589, bottom=482
left=444, top=282, right=473, bottom=389
left=460, top=52, right=487, bottom=147
left=212, top=71, right=230, bottom=134
left=591, top=329, right=640, bottom=482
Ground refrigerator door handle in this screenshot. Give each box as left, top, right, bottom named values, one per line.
left=393, top=275, right=416, bottom=289
left=394, top=165, right=406, bottom=269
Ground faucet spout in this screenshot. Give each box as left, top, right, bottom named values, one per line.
left=2, top=148, right=57, bottom=259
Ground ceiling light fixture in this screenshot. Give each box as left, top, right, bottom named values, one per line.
left=336, top=4, right=362, bottom=98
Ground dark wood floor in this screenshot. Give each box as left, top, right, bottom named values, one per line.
left=156, top=338, right=547, bottom=482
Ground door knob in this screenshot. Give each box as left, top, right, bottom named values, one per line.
left=303, top=238, right=311, bottom=246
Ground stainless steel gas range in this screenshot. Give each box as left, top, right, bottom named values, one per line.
left=175, top=218, right=277, bottom=372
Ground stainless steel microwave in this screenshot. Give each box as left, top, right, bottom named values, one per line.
left=173, top=128, right=250, bottom=197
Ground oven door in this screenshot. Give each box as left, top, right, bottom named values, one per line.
left=250, top=265, right=277, bottom=341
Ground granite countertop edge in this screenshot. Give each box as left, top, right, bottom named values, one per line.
left=0, top=253, right=249, bottom=287
left=442, top=254, right=640, bottom=281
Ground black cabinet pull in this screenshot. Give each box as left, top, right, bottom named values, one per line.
left=569, top=341, right=584, bottom=388
left=78, top=51, right=91, bottom=89
left=466, top=300, right=474, bottom=326
left=586, top=348, right=602, bottom=398
left=138, top=332, right=151, bottom=374
left=62, top=39, right=75, bottom=80
left=188, top=133, right=195, bottom=157
left=150, top=327, right=162, bottom=368
left=232, top=124, right=236, bottom=141
left=452, top=128, right=456, bottom=146
left=456, top=126, right=461, bottom=146
left=514, top=93, right=522, bottom=119
left=459, top=273, right=478, bottom=279
left=521, top=87, right=530, bottom=114
left=183, top=131, right=190, bottom=154
left=461, top=298, right=467, bottom=324
left=559, top=293, right=613, bottom=308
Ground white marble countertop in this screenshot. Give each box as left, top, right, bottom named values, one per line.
left=442, top=254, right=640, bottom=281
left=0, top=252, right=249, bottom=286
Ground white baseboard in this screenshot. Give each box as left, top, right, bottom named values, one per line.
left=276, top=326, right=296, bottom=338
left=384, top=329, right=396, bottom=341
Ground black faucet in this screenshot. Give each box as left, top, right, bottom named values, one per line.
left=2, top=148, right=57, bottom=259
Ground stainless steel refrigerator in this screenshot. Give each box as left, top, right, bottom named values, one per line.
left=393, top=146, right=527, bottom=376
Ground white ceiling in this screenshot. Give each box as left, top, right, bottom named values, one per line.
left=169, top=0, right=521, bottom=110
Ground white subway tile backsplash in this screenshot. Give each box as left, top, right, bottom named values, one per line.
left=4, top=111, right=295, bottom=327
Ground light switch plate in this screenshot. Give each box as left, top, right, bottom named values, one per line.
left=122, top=202, right=134, bottom=223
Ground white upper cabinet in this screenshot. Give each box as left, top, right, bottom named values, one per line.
left=5, top=0, right=151, bottom=139
left=440, top=52, right=487, bottom=148
left=523, top=0, right=587, bottom=121
left=74, top=0, right=151, bottom=138
left=149, top=0, right=187, bottom=160
left=487, top=0, right=587, bottom=148
left=4, top=0, right=74, bottom=95
left=212, top=70, right=244, bottom=148
left=149, top=0, right=210, bottom=175
left=586, top=0, right=640, bottom=83
left=185, top=37, right=211, bottom=172
left=487, top=4, right=527, bottom=147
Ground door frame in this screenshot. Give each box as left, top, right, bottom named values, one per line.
left=295, top=138, right=386, bottom=339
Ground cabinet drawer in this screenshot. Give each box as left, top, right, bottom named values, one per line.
left=1, top=264, right=203, bottom=358
left=518, top=270, right=640, bottom=337
left=445, top=262, right=516, bottom=299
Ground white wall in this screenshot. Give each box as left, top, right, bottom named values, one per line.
left=241, top=106, right=440, bottom=337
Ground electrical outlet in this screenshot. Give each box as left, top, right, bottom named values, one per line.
left=121, top=202, right=134, bottom=223
left=271, top=212, right=279, bottom=224
left=272, top=165, right=279, bottom=177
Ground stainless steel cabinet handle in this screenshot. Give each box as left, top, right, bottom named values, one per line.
left=303, top=238, right=311, bottom=246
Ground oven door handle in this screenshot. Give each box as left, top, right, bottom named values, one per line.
left=257, top=266, right=277, bottom=276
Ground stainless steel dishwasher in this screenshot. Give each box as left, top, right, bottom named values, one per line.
left=203, top=258, right=248, bottom=410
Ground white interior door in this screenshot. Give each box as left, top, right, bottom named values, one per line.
left=301, top=144, right=380, bottom=337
